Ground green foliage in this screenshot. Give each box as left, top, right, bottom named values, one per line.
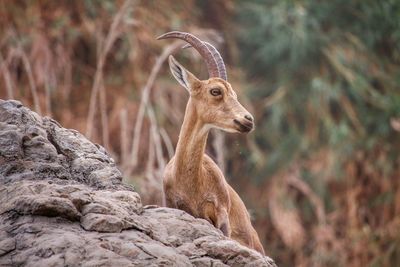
left=236, top=0, right=400, bottom=178
left=234, top=1, right=400, bottom=265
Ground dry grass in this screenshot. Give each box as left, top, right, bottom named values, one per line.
left=1, top=1, right=399, bottom=266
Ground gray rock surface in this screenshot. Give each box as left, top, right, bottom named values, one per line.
left=0, top=100, right=276, bottom=267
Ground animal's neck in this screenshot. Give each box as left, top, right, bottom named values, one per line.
left=174, top=99, right=209, bottom=180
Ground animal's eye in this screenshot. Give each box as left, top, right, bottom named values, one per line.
left=210, top=88, right=222, bottom=96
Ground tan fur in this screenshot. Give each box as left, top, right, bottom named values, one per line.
left=163, top=56, right=265, bottom=255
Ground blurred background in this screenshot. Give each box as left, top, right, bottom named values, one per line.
left=1, top=0, right=400, bottom=266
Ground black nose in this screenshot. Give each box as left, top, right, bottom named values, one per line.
left=244, top=114, right=253, bottom=122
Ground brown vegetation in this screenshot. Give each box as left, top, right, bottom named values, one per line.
left=1, top=1, right=399, bottom=266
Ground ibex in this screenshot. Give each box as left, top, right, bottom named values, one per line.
left=158, top=31, right=265, bottom=255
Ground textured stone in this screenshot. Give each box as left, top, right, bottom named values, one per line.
left=0, top=100, right=276, bottom=267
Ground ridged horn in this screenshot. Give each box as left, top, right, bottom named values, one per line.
left=157, top=31, right=220, bottom=79
left=202, top=42, right=227, bottom=81
left=181, top=42, right=227, bottom=81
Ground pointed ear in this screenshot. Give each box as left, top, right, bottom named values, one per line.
left=168, top=55, right=199, bottom=92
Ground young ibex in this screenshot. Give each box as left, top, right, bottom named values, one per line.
left=158, top=31, right=265, bottom=255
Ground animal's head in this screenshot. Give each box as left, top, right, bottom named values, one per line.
left=158, top=31, right=254, bottom=133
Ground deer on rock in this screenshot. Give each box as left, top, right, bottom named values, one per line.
left=158, top=31, right=265, bottom=255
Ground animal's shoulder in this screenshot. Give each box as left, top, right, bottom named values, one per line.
left=202, top=154, right=222, bottom=174
left=202, top=154, right=228, bottom=186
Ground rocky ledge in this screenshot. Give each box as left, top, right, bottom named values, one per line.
left=0, top=100, right=275, bottom=267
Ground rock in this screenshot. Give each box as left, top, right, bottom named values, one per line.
left=0, top=100, right=276, bottom=267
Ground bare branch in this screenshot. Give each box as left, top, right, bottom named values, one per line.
left=160, top=127, right=174, bottom=159
left=119, top=108, right=129, bottom=168
left=286, top=168, right=326, bottom=225
left=86, top=0, right=134, bottom=139
left=146, top=130, right=155, bottom=177
left=129, top=41, right=182, bottom=170
left=147, top=104, right=166, bottom=172
left=19, top=48, right=41, bottom=114
left=0, top=51, right=14, bottom=99
left=99, top=83, right=110, bottom=150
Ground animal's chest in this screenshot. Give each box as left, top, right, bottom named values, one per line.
left=168, top=186, right=204, bottom=218
left=163, top=160, right=226, bottom=218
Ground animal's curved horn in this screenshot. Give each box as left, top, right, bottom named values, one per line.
left=181, top=42, right=228, bottom=81
left=157, top=31, right=220, bottom=79
left=202, top=42, right=227, bottom=81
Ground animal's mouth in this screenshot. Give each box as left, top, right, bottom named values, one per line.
left=233, top=119, right=254, bottom=133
